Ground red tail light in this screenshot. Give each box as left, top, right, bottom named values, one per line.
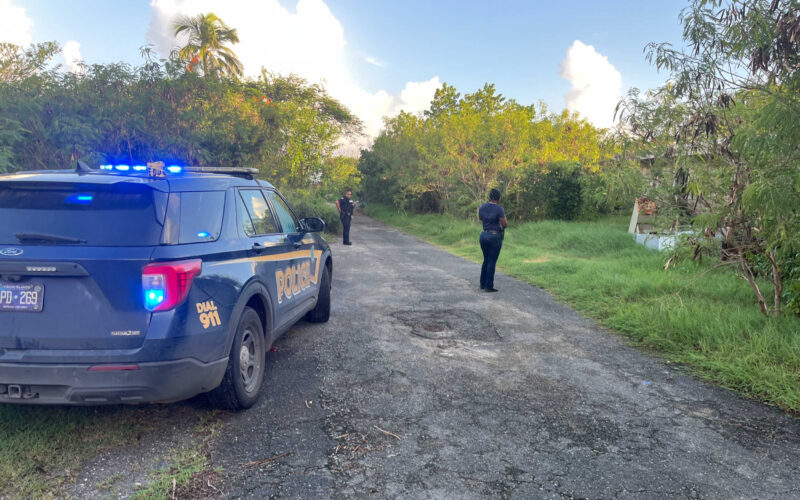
left=88, top=365, right=140, bottom=372
left=142, top=259, right=202, bottom=311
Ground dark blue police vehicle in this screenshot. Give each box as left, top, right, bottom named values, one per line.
left=0, top=163, right=331, bottom=409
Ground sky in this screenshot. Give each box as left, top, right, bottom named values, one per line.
left=1, top=0, right=687, bottom=146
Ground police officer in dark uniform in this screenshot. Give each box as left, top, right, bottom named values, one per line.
left=478, top=188, right=507, bottom=292
left=336, top=189, right=357, bottom=246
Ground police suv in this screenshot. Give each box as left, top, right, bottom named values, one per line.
left=0, top=163, right=331, bottom=409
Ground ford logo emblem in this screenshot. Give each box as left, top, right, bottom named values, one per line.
left=0, top=248, right=24, bottom=256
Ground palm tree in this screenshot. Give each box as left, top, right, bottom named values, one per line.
left=172, top=13, right=244, bottom=78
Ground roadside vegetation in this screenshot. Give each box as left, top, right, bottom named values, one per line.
left=0, top=404, right=220, bottom=498
left=0, top=12, right=361, bottom=222
left=130, top=410, right=222, bottom=500
left=367, top=205, right=800, bottom=411
left=358, top=0, right=800, bottom=318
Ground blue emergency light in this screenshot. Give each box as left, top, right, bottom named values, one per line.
left=144, top=289, right=165, bottom=309
left=66, top=193, right=94, bottom=204
left=98, top=163, right=184, bottom=175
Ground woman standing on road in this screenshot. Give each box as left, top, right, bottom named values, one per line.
left=478, top=188, right=507, bottom=292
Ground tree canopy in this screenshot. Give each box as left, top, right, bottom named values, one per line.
left=358, top=82, right=623, bottom=219
left=172, top=12, right=244, bottom=78
left=0, top=41, right=361, bottom=190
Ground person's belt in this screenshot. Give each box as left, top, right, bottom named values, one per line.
left=484, top=230, right=501, bottom=234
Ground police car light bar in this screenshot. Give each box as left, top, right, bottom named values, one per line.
left=97, top=164, right=259, bottom=178
left=98, top=164, right=182, bottom=174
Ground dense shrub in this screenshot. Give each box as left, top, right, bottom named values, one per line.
left=784, top=254, right=800, bottom=317
left=784, top=257, right=800, bottom=317
left=358, top=84, right=612, bottom=219
left=753, top=251, right=800, bottom=317
left=284, top=190, right=341, bottom=235
left=507, top=162, right=583, bottom=220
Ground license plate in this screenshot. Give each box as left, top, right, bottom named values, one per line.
left=0, top=282, right=44, bottom=312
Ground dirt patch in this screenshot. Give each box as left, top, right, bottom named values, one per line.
left=391, top=308, right=500, bottom=342
left=174, top=468, right=225, bottom=499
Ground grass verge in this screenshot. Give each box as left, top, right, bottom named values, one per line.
left=0, top=404, right=219, bottom=498
left=131, top=409, right=223, bottom=500
left=366, top=205, right=800, bottom=412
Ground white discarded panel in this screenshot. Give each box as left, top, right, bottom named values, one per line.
left=628, top=201, right=639, bottom=234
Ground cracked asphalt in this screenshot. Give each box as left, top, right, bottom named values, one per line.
left=206, top=214, right=800, bottom=499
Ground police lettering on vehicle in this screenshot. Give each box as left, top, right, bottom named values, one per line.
left=275, top=248, right=321, bottom=304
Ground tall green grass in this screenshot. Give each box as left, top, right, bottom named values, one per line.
left=367, top=205, right=800, bottom=411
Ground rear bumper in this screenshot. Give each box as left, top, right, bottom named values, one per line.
left=0, top=357, right=228, bottom=405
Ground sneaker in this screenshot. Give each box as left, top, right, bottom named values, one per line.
left=485, top=288, right=499, bottom=293
left=343, top=242, right=352, bottom=246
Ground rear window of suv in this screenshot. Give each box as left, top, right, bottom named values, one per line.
left=178, top=191, right=226, bottom=243
left=0, top=182, right=166, bottom=246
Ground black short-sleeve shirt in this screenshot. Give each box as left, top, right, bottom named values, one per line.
left=479, top=202, right=505, bottom=232
left=339, top=197, right=354, bottom=217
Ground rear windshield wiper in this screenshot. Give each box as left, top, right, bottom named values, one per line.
left=14, top=232, right=87, bottom=244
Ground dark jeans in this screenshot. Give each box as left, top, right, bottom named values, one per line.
left=479, top=231, right=503, bottom=289
left=341, top=215, right=351, bottom=244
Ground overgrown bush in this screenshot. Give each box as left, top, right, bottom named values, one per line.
left=752, top=251, right=800, bottom=317
left=784, top=254, right=800, bottom=317
left=508, top=161, right=583, bottom=220
left=358, top=83, right=612, bottom=219
left=284, top=190, right=341, bottom=235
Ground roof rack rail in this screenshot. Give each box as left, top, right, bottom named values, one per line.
left=183, top=166, right=259, bottom=179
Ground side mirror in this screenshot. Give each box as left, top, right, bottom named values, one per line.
left=300, top=217, right=325, bottom=233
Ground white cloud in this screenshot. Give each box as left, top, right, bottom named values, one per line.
left=62, top=40, right=85, bottom=74
left=559, top=40, right=622, bottom=128
left=363, top=55, right=385, bottom=67
left=146, top=0, right=438, bottom=144
left=0, top=0, right=34, bottom=46
left=399, top=78, right=441, bottom=112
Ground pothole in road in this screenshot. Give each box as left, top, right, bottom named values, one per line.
left=390, top=309, right=500, bottom=341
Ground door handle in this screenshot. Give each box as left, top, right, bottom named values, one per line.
left=252, top=242, right=266, bottom=252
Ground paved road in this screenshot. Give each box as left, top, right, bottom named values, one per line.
left=205, top=214, right=800, bottom=499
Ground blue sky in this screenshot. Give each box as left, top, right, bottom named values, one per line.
left=3, top=0, right=688, bottom=139
left=324, top=1, right=686, bottom=105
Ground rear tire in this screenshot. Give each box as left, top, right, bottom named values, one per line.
left=306, top=264, right=330, bottom=323
left=207, top=307, right=265, bottom=410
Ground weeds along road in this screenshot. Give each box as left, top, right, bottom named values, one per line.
left=72, top=214, right=800, bottom=499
